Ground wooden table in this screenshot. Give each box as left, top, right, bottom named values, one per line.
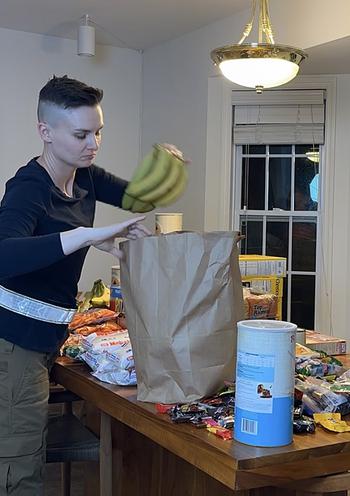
left=52, top=357, right=350, bottom=496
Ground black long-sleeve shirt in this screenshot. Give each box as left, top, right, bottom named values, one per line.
left=0, top=158, right=128, bottom=352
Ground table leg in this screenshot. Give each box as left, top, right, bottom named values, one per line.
left=100, top=412, right=112, bottom=496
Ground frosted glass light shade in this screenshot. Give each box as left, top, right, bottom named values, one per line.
left=219, top=57, right=299, bottom=89
left=211, top=44, right=307, bottom=91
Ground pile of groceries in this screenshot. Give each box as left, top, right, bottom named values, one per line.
left=60, top=257, right=350, bottom=442
left=157, top=343, right=350, bottom=441
left=61, top=272, right=136, bottom=386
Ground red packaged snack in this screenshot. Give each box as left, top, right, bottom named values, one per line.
left=156, top=403, right=176, bottom=414
left=207, top=426, right=233, bottom=440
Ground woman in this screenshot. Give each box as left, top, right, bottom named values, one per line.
left=0, top=75, right=150, bottom=495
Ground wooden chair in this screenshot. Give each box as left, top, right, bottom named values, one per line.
left=46, top=388, right=112, bottom=496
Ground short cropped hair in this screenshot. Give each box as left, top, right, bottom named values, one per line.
left=37, top=75, right=103, bottom=121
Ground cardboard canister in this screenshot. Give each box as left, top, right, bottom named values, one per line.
left=234, top=320, right=297, bottom=447
left=155, top=213, right=183, bottom=234
left=110, top=265, right=123, bottom=312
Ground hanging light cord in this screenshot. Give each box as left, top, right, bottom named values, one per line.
left=261, top=0, right=274, bottom=44
left=238, top=0, right=257, bottom=44
left=238, top=0, right=274, bottom=45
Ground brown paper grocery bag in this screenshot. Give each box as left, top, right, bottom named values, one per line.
left=120, top=231, right=243, bottom=403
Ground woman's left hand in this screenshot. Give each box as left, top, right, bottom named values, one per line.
left=93, top=217, right=152, bottom=258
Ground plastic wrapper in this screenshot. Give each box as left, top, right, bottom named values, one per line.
left=296, top=377, right=350, bottom=415
left=293, top=406, right=316, bottom=433
left=295, top=355, right=343, bottom=377
left=80, top=332, right=136, bottom=386
left=60, top=334, right=84, bottom=358
left=81, top=350, right=114, bottom=373
left=69, top=308, right=118, bottom=330
left=293, top=417, right=316, bottom=434
left=81, top=348, right=136, bottom=386
left=81, top=331, right=129, bottom=353
left=330, top=383, right=350, bottom=393
left=313, top=413, right=350, bottom=432
left=295, top=343, right=320, bottom=358
left=337, top=368, right=350, bottom=383
left=105, top=345, right=135, bottom=371
left=72, top=321, right=124, bottom=336
left=92, top=367, right=136, bottom=386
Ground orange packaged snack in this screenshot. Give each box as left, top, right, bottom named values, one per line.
left=69, top=308, right=118, bottom=330
left=73, top=321, right=125, bottom=336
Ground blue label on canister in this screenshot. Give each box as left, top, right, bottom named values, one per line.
left=110, top=285, right=122, bottom=299
left=234, top=320, right=296, bottom=447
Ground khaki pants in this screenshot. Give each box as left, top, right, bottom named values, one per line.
left=0, top=338, right=50, bottom=496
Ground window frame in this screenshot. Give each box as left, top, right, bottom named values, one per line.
left=204, top=75, right=337, bottom=332
left=234, top=144, right=321, bottom=324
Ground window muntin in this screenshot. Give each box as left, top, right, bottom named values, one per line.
left=236, top=144, right=320, bottom=328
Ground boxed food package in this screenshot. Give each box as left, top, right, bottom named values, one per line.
left=306, top=330, right=347, bottom=356
left=242, top=276, right=283, bottom=320
left=243, top=287, right=277, bottom=319
left=239, top=255, right=287, bottom=278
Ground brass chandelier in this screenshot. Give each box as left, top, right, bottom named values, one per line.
left=210, top=0, right=308, bottom=93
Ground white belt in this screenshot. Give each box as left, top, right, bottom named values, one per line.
left=0, top=284, right=76, bottom=324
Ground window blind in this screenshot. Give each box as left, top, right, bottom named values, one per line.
left=232, top=90, right=325, bottom=145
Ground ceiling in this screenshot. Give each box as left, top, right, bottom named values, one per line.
left=0, top=0, right=249, bottom=50
left=302, top=36, right=350, bottom=75
left=2, top=0, right=349, bottom=72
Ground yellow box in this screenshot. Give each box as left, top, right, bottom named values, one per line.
left=241, top=276, right=284, bottom=298
left=239, top=255, right=287, bottom=278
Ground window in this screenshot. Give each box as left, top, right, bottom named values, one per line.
left=231, top=89, right=325, bottom=329
left=235, top=145, right=320, bottom=328
left=205, top=76, right=336, bottom=334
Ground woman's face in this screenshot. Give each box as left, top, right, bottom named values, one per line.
left=46, top=104, right=104, bottom=168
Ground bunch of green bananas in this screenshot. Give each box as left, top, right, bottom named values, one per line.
left=122, top=144, right=188, bottom=213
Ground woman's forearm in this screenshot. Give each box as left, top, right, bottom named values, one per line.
left=60, top=227, right=92, bottom=255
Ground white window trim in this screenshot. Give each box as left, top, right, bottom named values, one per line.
left=204, top=75, right=337, bottom=333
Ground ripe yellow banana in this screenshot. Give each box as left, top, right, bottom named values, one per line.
left=126, top=146, right=172, bottom=199
left=138, top=156, right=183, bottom=204
left=122, top=148, right=158, bottom=210
left=154, top=164, right=188, bottom=207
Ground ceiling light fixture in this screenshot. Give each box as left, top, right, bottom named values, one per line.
left=77, top=15, right=95, bottom=57
left=210, top=0, right=308, bottom=93
left=305, top=150, right=320, bottom=163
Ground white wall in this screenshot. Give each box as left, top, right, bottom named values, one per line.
left=141, top=3, right=350, bottom=340
left=332, top=75, right=350, bottom=341
left=0, top=27, right=142, bottom=290
left=141, top=0, right=350, bottom=231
